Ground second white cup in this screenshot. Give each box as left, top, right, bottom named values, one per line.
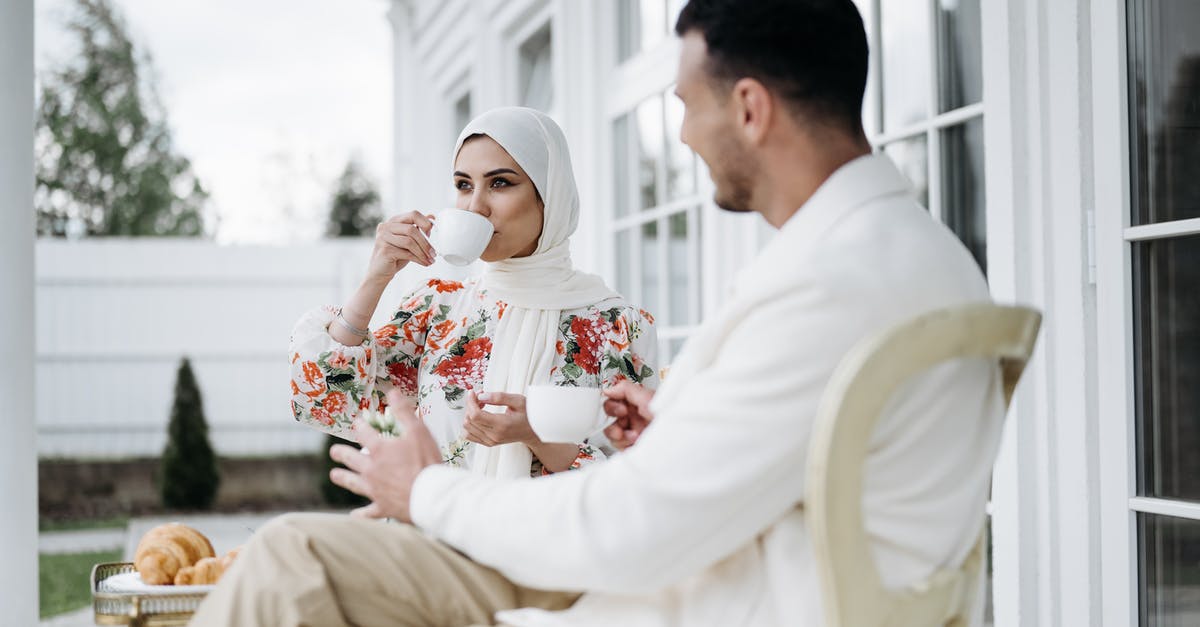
left=428, top=208, right=494, bottom=266
left=525, top=384, right=613, bottom=443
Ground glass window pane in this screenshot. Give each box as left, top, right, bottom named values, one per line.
left=613, top=114, right=631, bottom=218
left=636, top=95, right=663, bottom=211
left=936, top=0, right=982, bottom=112
left=453, top=93, right=471, bottom=145
left=940, top=117, right=987, bottom=274
left=640, top=220, right=660, bottom=316
left=1127, top=1, right=1200, bottom=225
left=667, top=211, right=689, bottom=325
left=639, top=0, right=667, bottom=56
left=615, top=228, right=633, bottom=299
left=667, top=337, right=687, bottom=363
left=616, top=0, right=667, bottom=63
left=1138, top=513, right=1200, bottom=625
left=1135, top=235, right=1200, bottom=501
left=881, top=0, right=931, bottom=132
left=665, top=92, right=696, bottom=200
left=518, top=24, right=553, bottom=113
left=883, top=136, right=929, bottom=209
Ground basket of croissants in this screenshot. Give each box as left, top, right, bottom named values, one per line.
left=90, top=523, right=241, bottom=626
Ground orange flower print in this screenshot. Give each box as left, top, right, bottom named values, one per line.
left=301, top=361, right=322, bottom=386
left=555, top=340, right=565, bottom=355
left=427, top=319, right=457, bottom=351
left=310, top=407, right=334, bottom=427
left=639, top=308, right=656, bottom=325
left=358, top=397, right=371, bottom=410
left=403, top=309, right=434, bottom=345
left=427, top=279, right=464, bottom=293
left=497, top=301, right=508, bottom=320
left=324, top=391, right=347, bottom=415
left=610, top=316, right=630, bottom=351
left=374, top=325, right=399, bottom=348
left=387, top=361, right=419, bottom=397
left=291, top=352, right=299, bottom=364
left=433, top=337, right=492, bottom=389
left=569, top=316, right=604, bottom=374
left=327, top=352, right=350, bottom=370
left=291, top=380, right=300, bottom=396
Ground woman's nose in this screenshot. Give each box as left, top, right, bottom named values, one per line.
left=465, top=191, right=490, bottom=217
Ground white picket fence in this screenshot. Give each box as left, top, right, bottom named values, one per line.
left=34, top=238, right=470, bottom=459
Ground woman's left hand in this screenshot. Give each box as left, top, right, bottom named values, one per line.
left=463, top=391, right=539, bottom=446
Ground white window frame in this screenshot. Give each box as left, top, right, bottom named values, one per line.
left=1094, top=0, right=1137, bottom=622
left=601, top=4, right=698, bottom=362
left=858, top=0, right=985, bottom=227
left=501, top=3, right=556, bottom=116
left=1095, top=0, right=1200, bottom=623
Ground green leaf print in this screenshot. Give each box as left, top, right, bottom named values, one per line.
left=326, top=373, right=356, bottom=391
left=445, top=386, right=465, bottom=403
left=465, top=317, right=487, bottom=341
left=561, top=362, right=583, bottom=380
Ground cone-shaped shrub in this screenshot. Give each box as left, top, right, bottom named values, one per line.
left=160, top=357, right=220, bottom=509
left=318, top=433, right=369, bottom=507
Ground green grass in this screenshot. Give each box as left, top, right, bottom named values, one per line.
left=39, top=516, right=129, bottom=532
left=40, top=549, right=121, bottom=618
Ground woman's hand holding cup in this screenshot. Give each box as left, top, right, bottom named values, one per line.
left=367, top=211, right=437, bottom=283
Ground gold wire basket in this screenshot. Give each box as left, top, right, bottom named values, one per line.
left=91, top=562, right=213, bottom=626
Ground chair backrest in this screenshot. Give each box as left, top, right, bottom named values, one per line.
left=806, top=303, right=1041, bottom=627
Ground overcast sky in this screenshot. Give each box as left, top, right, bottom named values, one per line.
left=35, top=0, right=393, bottom=244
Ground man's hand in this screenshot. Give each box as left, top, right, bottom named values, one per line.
left=328, top=390, right=442, bottom=522
left=602, top=380, right=656, bottom=450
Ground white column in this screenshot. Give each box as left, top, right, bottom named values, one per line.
left=0, top=0, right=39, bottom=623
left=388, top=0, right=419, bottom=214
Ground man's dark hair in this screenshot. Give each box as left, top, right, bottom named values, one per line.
left=675, top=0, right=869, bottom=134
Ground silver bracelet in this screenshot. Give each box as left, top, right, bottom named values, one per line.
left=335, top=309, right=370, bottom=339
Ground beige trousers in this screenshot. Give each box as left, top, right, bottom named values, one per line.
left=187, top=512, right=579, bottom=627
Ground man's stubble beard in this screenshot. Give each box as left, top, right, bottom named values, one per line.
left=711, top=146, right=757, bottom=215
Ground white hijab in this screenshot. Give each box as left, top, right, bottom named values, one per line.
left=453, top=107, right=618, bottom=478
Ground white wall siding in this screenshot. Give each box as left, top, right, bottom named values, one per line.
left=35, top=239, right=467, bottom=459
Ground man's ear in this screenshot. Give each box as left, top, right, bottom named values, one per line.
left=731, top=77, right=773, bottom=145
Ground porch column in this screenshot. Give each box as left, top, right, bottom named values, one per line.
left=0, top=0, right=39, bottom=622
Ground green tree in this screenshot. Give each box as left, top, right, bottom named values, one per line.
left=160, top=358, right=220, bottom=510
left=326, top=158, right=382, bottom=237
left=35, top=0, right=208, bottom=238
left=318, top=433, right=370, bottom=507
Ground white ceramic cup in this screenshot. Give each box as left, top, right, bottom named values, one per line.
left=428, top=208, right=494, bottom=266
left=525, top=384, right=613, bottom=443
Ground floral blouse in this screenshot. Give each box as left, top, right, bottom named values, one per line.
left=290, top=278, right=659, bottom=476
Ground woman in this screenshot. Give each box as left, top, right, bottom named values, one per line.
left=289, top=107, right=658, bottom=477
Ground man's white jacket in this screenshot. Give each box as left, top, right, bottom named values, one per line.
left=411, top=153, right=1003, bottom=626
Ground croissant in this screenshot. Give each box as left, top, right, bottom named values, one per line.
left=173, top=546, right=242, bottom=585
left=134, top=523, right=215, bottom=585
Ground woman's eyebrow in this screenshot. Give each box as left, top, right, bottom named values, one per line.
left=453, top=168, right=519, bottom=179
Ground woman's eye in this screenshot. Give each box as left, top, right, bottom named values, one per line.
left=454, top=180, right=471, bottom=190
left=490, top=178, right=512, bottom=188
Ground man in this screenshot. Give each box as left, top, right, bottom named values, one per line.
left=190, top=1, right=1001, bottom=625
